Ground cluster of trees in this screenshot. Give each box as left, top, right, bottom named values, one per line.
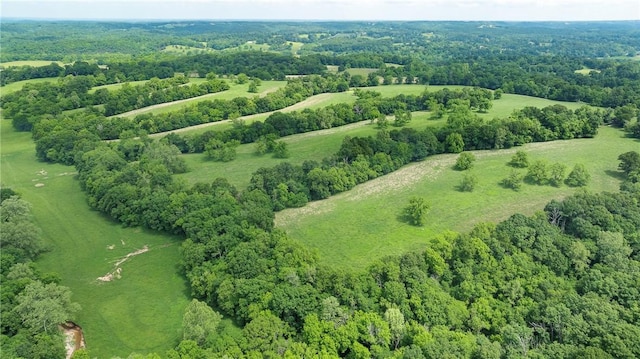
left=101, top=76, right=229, bottom=116
left=1, top=74, right=228, bottom=131
left=0, top=195, right=80, bottom=358
left=247, top=104, right=605, bottom=210
left=370, top=55, right=640, bottom=109
left=69, top=134, right=640, bottom=357
left=30, top=74, right=350, bottom=165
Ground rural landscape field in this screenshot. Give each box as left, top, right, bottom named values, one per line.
left=1, top=9, right=640, bottom=359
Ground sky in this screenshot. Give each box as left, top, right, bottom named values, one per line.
left=2, top=0, right=639, bottom=21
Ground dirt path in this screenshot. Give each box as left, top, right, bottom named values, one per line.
left=147, top=92, right=337, bottom=138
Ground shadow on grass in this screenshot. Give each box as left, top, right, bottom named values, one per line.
left=604, top=169, right=626, bottom=181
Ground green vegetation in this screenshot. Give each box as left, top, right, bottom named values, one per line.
left=0, top=120, right=189, bottom=357
left=2, top=20, right=640, bottom=359
left=276, top=126, right=636, bottom=270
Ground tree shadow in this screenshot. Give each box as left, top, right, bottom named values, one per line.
left=604, top=169, right=626, bottom=181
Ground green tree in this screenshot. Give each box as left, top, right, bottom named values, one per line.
left=273, top=141, right=289, bottom=158
left=384, top=307, right=405, bottom=349
left=526, top=159, right=550, bottom=185
left=509, top=150, right=529, bottom=168
left=403, top=197, right=430, bottom=226
left=565, top=163, right=590, bottom=187
left=445, top=132, right=464, bottom=153
left=182, top=299, right=222, bottom=346
left=618, top=151, right=640, bottom=175
left=12, top=281, right=80, bottom=334
left=236, top=73, right=249, bottom=84
left=549, top=162, right=567, bottom=187
left=502, top=170, right=524, bottom=191
left=454, top=152, right=476, bottom=170
left=393, top=110, right=412, bottom=127
left=458, top=172, right=478, bottom=192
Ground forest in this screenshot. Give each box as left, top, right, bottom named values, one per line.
left=1, top=20, right=639, bottom=359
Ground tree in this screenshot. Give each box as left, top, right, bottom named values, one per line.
left=549, top=163, right=567, bottom=187
left=458, top=172, right=478, bottom=192
left=565, top=164, right=590, bottom=187
left=445, top=133, right=464, bottom=153
left=236, top=73, right=249, bottom=84
left=526, top=159, right=550, bottom=185
left=273, top=141, right=289, bottom=158
left=384, top=307, right=405, bottom=349
left=393, top=110, right=412, bottom=127
left=502, top=170, right=524, bottom=191
left=618, top=151, right=640, bottom=175
left=403, top=197, right=430, bottom=226
left=182, top=299, right=222, bottom=346
left=509, top=150, right=529, bottom=168
left=205, top=139, right=239, bottom=162
left=454, top=152, right=476, bottom=170
left=612, top=105, right=637, bottom=127
left=12, top=281, right=80, bottom=334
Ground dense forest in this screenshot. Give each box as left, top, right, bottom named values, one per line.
left=1, top=20, right=639, bottom=358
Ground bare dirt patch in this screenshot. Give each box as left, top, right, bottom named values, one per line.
left=60, top=321, right=85, bottom=359
left=96, top=245, right=149, bottom=282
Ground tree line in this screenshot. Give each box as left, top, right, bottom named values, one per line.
left=69, top=134, right=640, bottom=357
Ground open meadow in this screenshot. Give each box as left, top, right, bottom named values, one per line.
left=275, top=126, right=638, bottom=270
left=175, top=85, right=592, bottom=189
left=0, top=119, right=190, bottom=357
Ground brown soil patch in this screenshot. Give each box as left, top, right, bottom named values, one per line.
left=97, top=245, right=149, bottom=282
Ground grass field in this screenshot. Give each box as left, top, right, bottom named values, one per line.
left=0, top=77, right=60, bottom=95
left=0, top=60, right=63, bottom=68
left=116, top=81, right=287, bottom=118
left=175, top=86, right=594, bottom=189
left=275, top=126, right=638, bottom=270
left=346, top=68, right=379, bottom=77
left=0, top=119, right=190, bottom=357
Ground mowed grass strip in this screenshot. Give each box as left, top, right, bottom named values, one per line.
left=275, top=126, right=638, bottom=270
left=0, top=119, right=190, bottom=358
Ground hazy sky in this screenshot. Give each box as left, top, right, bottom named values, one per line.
left=2, top=0, right=639, bottom=21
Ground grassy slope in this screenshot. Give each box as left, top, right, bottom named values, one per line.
left=0, top=77, right=60, bottom=95
left=0, top=60, right=63, bottom=67
left=117, top=81, right=287, bottom=118
left=176, top=86, right=589, bottom=189
left=275, top=127, right=638, bottom=270
left=0, top=119, right=189, bottom=357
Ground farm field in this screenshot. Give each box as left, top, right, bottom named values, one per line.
left=116, top=80, right=287, bottom=118
left=175, top=87, right=595, bottom=189
left=0, top=60, right=64, bottom=67
left=0, top=119, right=190, bottom=358
left=275, top=126, right=638, bottom=270
left=0, top=77, right=60, bottom=95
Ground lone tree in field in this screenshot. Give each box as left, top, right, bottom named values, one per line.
left=565, top=164, right=591, bottom=187
left=403, top=197, right=430, bottom=226
left=455, top=152, right=476, bottom=170
left=458, top=172, right=478, bottom=192
left=509, top=150, right=529, bottom=168
left=502, top=170, right=524, bottom=191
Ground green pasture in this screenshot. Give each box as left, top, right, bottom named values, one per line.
left=88, top=80, right=150, bottom=94
left=0, top=60, right=63, bottom=68
left=117, top=81, right=287, bottom=118
left=346, top=68, right=378, bottom=77
left=0, top=119, right=190, bottom=358
left=176, top=114, right=445, bottom=188
left=174, top=86, right=594, bottom=189
left=275, top=126, right=637, bottom=270
left=0, top=77, right=60, bottom=95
